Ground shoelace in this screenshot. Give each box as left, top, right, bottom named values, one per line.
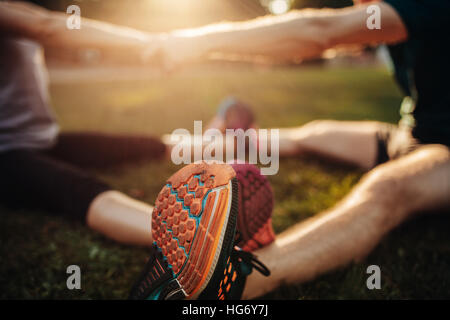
left=234, top=230, right=243, bottom=246
left=232, top=231, right=270, bottom=277
left=217, top=247, right=270, bottom=300
left=233, top=247, right=271, bottom=277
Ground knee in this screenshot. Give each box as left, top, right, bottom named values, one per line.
left=411, top=144, right=450, bottom=164
left=362, top=144, right=450, bottom=203
left=361, top=165, right=405, bottom=203
left=358, top=166, right=412, bottom=229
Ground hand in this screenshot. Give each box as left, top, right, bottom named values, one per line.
left=140, top=32, right=210, bottom=73
left=140, top=33, right=168, bottom=66
left=148, top=33, right=211, bottom=72
left=161, top=33, right=209, bottom=70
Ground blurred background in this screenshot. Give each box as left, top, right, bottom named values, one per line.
left=3, top=0, right=450, bottom=300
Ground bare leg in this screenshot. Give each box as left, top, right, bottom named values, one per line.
left=276, top=120, right=383, bottom=169
left=87, top=190, right=153, bottom=246
left=40, top=132, right=170, bottom=246
left=164, top=120, right=382, bottom=168
left=243, top=145, right=450, bottom=299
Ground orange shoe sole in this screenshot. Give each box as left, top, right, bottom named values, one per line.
left=151, top=162, right=239, bottom=299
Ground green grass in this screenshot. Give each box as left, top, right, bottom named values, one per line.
left=1, top=65, right=449, bottom=299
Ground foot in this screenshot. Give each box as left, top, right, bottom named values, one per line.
left=129, top=162, right=271, bottom=300
left=207, top=96, right=256, bottom=133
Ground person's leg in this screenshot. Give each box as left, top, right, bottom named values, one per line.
left=86, top=190, right=153, bottom=246
left=163, top=120, right=387, bottom=169
left=46, top=131, right=168, bottom=168
left=275, top=120, right=390, bottom=169
left=205, top=97, right=388, bottom=169
left=0, top=149, right=153, bottom=246
left=243, top=144, right=450, bottom=299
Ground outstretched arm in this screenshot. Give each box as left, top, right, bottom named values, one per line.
left=165, top=2, right=407, bottom=64
left=0, top=1, right=160, bottom=55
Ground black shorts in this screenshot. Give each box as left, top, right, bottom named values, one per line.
left=0, top=132, right=166, bottom=222
left=375, top=124, right=423, bottom=166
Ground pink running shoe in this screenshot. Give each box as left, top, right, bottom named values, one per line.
left=230, top=162, right=275, bottom=252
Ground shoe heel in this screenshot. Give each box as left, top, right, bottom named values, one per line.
left=129, top=246, right=183, bottom=300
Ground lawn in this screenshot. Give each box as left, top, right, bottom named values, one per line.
left=1, top=65, right=449, bottom=299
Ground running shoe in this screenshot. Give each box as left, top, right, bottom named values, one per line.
left=214, top=98, right=274, bottom=251
left=230, top=163, right=275, bottom=252
left=129, top=162, right=270, bottom=300
left=212, top=246, right=270, bottom=300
